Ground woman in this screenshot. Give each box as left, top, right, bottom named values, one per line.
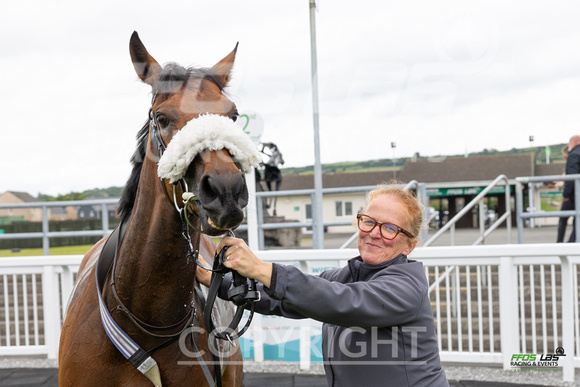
left=198, top=184, right=448, bottom=386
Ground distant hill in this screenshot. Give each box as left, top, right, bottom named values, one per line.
left=36, top=142, right=567, bottom=200
left=280, top=142, right=567, bottom=176
left=38, top=187, right=124, bottom=202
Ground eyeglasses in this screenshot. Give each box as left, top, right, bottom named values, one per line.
left=356, top=214, right=414, bottom=240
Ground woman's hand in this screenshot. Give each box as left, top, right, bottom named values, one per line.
left=195, top=254, right=212, bottom=287
left=217, top=237, right=273, bottom=288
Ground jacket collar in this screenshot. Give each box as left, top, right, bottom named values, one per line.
left=348, top=254, right=407, bottom=281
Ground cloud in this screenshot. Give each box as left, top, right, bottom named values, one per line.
left=1, top=0, right=579, bottom=196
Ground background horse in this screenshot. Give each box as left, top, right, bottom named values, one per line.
left=260, top=142, right=284, bottom=216
left=59, top=32, right=256, bottom=386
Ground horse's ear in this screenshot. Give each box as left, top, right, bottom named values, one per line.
left=211, top=43, right=238, bottom=86
left=129, top=31, right=162, bottom=86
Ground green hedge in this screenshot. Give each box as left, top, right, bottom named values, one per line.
left=0, top=218, right=121, bottom=249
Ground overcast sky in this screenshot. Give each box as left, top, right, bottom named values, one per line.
left=2, top=1, right=580, bottom=196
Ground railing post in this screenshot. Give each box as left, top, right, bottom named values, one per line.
left=498, top=256, right=520, bottom=370
left=42, top=265, right=60, bottom=359
left=252, top=314, right=264, bottom=362
left=528, top=182, right=535, bottom=228
left=515, top=182, right=525, bottom=244
left=246, top=169, right=259, bottom=251
left=450, top=223, right=455, bottom=246
left=101, top=202, right=109, bottom=237
left=575, top=178, right=580, bottom=243
left=257, top=193, right=265, bottom=250
left=311, top=192, right=324, bottom=249
left=478, top=199, right=485, bottom=241
left=504, top=178, right=512, bottom=244
left=418, top=183, right=428, bottom=242
left=60, top=266, right=75, bottom=320
left=42, top=206, right=49, bottom=256
left=559, top=255, right=575, bottom=382
left=299, top=319, right=311, bottom=370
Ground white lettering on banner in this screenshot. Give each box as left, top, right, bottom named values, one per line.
left=265, top=325, right=301, bottom=358
left=402, top=326, right=427, bottom=358
left=322, top=326, right=430, bottom=360
left=178, top=326, right=207, bottom=358
left=338, top=327, right=367, bottom=359
left=447, top=189, right=463, bottom=195
left=371, top=327, right=398, bottom=358
left=310, top=332, right=323, bottom=359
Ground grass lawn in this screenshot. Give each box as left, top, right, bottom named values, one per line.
left=0, top=245, right=94, bottom=257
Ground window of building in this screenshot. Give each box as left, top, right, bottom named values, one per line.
left=304, top=203, right=312, bottom=232
left=305, top=203, right=312, bottom=221
left=335, top=201, right=353, bottom=217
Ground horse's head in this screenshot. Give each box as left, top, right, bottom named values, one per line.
left=127, top=32, right=259, bottom=236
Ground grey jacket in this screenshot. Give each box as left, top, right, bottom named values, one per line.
left=247, top=254, right=449, bottom=386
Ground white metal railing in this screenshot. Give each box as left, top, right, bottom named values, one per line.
left=0, top=256, right=79, bottom=359
left=0, top=244, right=577, bottom=382
left=515, top=174, right=580, bottom=243
left=424, top=174, right=512, bottom=247
left=0, top=198, right=118, bottom=255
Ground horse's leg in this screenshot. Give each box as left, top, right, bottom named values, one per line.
left=222, top=347, right=244, bottom=386
left=265, top=181, right=272, bottom=209
left=272, top=180, right=282, bottom=216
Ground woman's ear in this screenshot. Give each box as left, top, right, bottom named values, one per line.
left=402, top=239, right=417, bottom=256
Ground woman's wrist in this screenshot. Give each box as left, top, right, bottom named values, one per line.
left=256, top=262, right=273, bottom=288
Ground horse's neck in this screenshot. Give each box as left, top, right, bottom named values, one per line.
left=112, top=178, right=200, bottom=326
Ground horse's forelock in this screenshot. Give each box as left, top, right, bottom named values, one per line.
left=153, top=63, right=227, bottom=98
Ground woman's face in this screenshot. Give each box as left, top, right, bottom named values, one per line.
left=357, top=194, right=417, bottom=265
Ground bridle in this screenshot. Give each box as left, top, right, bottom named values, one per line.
left=95, top=100, right=259, bottom=387
left=149, top=104, right=261, bottom=383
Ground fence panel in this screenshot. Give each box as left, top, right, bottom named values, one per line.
left=0, top=244, right=577, bottom=382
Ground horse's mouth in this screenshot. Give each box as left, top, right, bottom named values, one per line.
left=191, top=205, right=240, bottom=237
left=207, top=217, right=227, bottom=232
left=201, top=215, right=238, bottom=236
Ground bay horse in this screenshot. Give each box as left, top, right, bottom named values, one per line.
left=59, top=32, right=260, bottom=386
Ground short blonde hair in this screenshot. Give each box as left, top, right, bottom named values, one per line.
left=363, top=181, right=424, bottom=240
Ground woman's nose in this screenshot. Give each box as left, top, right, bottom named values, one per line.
left=370, top=225, right=383, bottom=238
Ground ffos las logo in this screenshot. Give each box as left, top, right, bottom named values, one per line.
left=509, top=347, right=566, bottom=373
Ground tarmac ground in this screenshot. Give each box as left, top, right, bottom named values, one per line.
left=0, top=367, right=568, bottom=387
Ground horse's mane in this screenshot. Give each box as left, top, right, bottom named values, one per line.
left=117, top=63, right=227, bottom=222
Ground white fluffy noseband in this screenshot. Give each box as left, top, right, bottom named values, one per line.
left=157, top=114, right=261, bottom=183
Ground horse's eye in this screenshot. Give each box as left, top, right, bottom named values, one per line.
left=231, top=112, right=239, bottom=122
left=156, top=114, right=169, bottom=128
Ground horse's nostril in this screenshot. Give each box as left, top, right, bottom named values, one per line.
left=199, top=175, right=221, bottom=209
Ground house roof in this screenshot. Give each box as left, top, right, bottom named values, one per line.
left=535, top=163, right=566, bottom=176
left=274, top=154, right=567, bottom=191
left=2, top=191, right=40, bottom=203
left=266, top=171, right=393, bottom=191
left=397, top=154, right=535, bottom=183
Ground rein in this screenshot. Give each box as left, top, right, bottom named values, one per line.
left=204, top=245, right=260, bottom=344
